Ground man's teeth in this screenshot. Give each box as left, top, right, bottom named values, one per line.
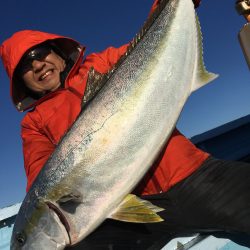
left=41, top=70, right=52, bottom=80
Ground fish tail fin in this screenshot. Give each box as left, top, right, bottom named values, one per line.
left=191, top=14, right=218, bottom=92
left=108, top=194, right=164, bottom=223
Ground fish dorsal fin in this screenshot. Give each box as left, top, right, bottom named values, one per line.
left=81, top=0, right=171, bottom=110
left=108, top=194, right=164, bottom=223
left=81, top=67, right=107, bottom=109
left=125, top=0, right=168, bottom=56
left=106, top=0, right=169, bottom=76
left=191, top=14, right=218, bottom=92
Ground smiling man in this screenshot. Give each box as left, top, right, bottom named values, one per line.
left=18, top=43, right=66, bottom=95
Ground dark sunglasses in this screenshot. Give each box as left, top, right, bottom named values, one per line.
left=17, top=44, right=52, bottom=74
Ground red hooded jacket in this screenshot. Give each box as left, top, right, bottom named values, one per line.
left=0, top=0, right=207, bottom=194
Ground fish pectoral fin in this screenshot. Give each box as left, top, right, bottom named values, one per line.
left=191, top=14, right=218, bottom=92
left=108, top=194, right=164, bottom=223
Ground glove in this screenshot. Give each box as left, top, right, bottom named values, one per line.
left=193, top=0, right=201, bottom=8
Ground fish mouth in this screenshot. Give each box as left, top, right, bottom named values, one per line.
left=45, top=201, right=72, bottom=245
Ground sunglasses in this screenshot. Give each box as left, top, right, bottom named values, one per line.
left=17, top=44, right=52, bottom=74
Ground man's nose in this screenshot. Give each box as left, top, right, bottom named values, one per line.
left=32, top=60, right=46, bottom=73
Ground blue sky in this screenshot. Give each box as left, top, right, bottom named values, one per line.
left=0, top=0, right=249, bottom=208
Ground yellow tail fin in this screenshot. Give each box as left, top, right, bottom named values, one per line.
left=108, top=194, right=164, bottom=223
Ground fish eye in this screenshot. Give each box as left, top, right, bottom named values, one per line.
left=16, top=232, right=26, bottom=247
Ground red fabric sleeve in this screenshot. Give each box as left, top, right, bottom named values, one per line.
left=81, top=44, right=129, bottom=74
left=21, top=114, right=55, bottom=192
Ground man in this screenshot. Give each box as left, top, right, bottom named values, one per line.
left=2, top=0, right=250, bottom=249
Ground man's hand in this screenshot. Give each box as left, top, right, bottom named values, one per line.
left=236, top=0, right=250, bottom=22
left=193, top=0, right=201, bottom=8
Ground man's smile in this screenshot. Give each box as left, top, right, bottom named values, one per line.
left=39, top=69, right=54, bottom=81
left=21, top=48, right=66, bottom=93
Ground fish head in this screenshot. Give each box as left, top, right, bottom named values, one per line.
left=11, top=199, right=70, bottom=250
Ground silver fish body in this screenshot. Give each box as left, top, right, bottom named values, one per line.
left=11, top=0, right=217, bottom=249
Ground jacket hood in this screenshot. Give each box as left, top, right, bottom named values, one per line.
left=0, top=30, right=84, bottom=111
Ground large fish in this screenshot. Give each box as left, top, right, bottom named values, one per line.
left=11, top=0, right=217, bottom=249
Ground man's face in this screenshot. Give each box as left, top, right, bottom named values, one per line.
left=20, top=45, right=66, bottom=95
